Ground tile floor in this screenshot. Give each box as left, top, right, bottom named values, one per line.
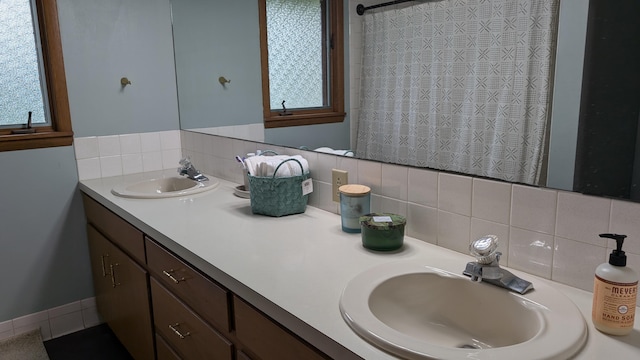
left=44, top=324, right=132, bottom=360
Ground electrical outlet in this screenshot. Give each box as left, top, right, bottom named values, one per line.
left=332, top=169, right=348, bottom=202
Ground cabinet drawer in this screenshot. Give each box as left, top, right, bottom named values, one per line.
left=82, top=194, right=145, bottom=264
left=156, top=333, right=182, bottom=360
left=151, top=278, right=233, bottom=360
left=146, top=238, right=231, bottom=333
left=234, top=296, right=328, bottom=360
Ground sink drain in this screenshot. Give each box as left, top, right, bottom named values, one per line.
left=458, top=344, right=481, bottom=349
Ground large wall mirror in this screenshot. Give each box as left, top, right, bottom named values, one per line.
left=173, top=0, right=640, bottom=202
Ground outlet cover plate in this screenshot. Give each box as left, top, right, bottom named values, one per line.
left=332, top=169, right=348, bottom=202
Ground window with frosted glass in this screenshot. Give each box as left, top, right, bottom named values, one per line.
left=0, top=0, right=48, bottom=127
left=266, top=0, right=327, bottom=110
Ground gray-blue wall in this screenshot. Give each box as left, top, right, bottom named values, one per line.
left=0, top=147, right=90, bottom=321
left=0, top=0, right=179, bottom=322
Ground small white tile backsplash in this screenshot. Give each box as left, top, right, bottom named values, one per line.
left=122, top=154, right=144, bottom=175
left=160, top=130, right=181, bottom=150
left=552, top=237, right=607, bottom=291
left=511, top=185, right=557, bottom=235
left=100, top=156, right=124, bottom=177
left=376, top=195, right=408, bottom=218
left=609, top=200, right=640, bottom=255
left=74, top=130, right=640, bottom=299
left=309, top=180, right=337, bottom=213
left=142, top=151, right=163, bottom=172
left=357, top=160, right=382, bottom=194
left=140, top=132, right=162, bottom=152
left=315, top=153, right=337, bottom=183
left=437, top=210, right=471, bottom=254
left=77, top=158, right=101, bottom=180
left=73, top=137, right=99, bottom=159
left=556, top=192, right=612, bottom=246
left=508, top=227, right=554, bottom=279
left=179, top=132, right=640, bottom=295
left=98, top=135, right=121, bottom=157
left=438, top=173, right=472, bottom=216
left=381, top=164, right=408, bottom=201
left=119, top=133, right=142, bottom=154
left=74, top=130, right=183, bottom=181
left=408, top=167, right=438, bottom=208
left=472, top=178, right=511, bottom=225
left=336, top=157, right=359, bottom=184
left=407, top=203, right=438, bottom=244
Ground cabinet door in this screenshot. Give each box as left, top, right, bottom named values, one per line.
left=87, top=225, right=154, bottom=360
left=234, top=296, right=328, bottom=360
left=87, top=225, right=116, bottom=325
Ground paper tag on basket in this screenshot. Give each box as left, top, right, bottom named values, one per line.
left=373, top=216, right=393, bottom=223
left=302, top=178, right=313, bottom=195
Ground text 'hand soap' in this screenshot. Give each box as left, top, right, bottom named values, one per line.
left=592, top=233, right=638, bottom=336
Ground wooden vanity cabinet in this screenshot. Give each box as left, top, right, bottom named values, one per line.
left=82, top=193, right=342, bottom=360
left=234, top=296, right=330, bottom=360
left=82, top=193, right=146, bottom=264
left=84, top=195, right=154, bottom=360
left=146, top=237, right=234, bottom=359
left=151, top=278, right=233, bottom=359
left=155, top=334, right=181, bottom=360
left=145, top=238, right=231, bottom=333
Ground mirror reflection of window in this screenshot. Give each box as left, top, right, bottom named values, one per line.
left=266, top=0, right=328, bottom=110
left=0, top=0, right=48, bottom=127
left=260, top=0, right=344, bottom=128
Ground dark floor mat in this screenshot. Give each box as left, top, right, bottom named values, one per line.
left=43, top=324, right=133, bottom=360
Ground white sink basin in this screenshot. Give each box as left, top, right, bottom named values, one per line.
left=340, top=260, right=587, bottom=360
left=111, top=175, right=218, bottom=199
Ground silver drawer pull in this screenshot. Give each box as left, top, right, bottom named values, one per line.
left=168, top=323, right=190, bottom=339
left=109, top=263, right=120, bottom=288
left=100, top=254, right=110, bottom=277
left=162, top=269, right=185, bottom=284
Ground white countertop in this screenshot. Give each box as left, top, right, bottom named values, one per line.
left=79, top=171, right=640, bottom=359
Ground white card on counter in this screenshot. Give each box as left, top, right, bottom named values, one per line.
left=373, top=216, right=393, bottom=222
left=302, top=178, right=313, bottom=195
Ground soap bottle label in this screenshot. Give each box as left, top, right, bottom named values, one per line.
left=593, top=275, right=638, bottom=329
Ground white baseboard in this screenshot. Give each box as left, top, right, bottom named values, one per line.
left=0, top=298, right=102, bottom=341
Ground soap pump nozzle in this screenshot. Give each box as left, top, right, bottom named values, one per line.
left=599, top=233, right=627, bottom=267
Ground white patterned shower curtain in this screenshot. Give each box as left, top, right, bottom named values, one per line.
left=355, top=0, right=559, bottom=184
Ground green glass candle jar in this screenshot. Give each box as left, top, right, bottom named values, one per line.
left=359, top=213, right=406, bottom=251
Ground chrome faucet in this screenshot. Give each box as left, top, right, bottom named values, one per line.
left=463, top=235, right=534, bottom=294
left=177, top=157, right=209, bottom=182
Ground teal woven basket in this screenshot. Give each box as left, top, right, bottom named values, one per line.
left=248, top=158, right=310, bottom=217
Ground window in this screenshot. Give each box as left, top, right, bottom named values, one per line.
left=0, top=0, right=72, bottom=151
left=258, top=0, right=345, bottom=128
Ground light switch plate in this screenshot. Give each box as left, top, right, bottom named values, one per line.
left=332, top=169, right=348, bottom=202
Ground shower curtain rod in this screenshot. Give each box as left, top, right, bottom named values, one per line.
left=356, top=0, right=417, bottom=15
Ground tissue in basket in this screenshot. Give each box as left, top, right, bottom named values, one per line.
left=247, top=158, right=312, bottom=217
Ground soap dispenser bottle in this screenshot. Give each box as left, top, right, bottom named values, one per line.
left=592, top=233, right=638, bottom=335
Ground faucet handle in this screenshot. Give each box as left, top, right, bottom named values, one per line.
left=469, top=235, right=500, bottom=264
left=179, top=157, right=192, bottom=167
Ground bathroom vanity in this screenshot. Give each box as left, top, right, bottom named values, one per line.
left=82, top=193, right=333, bottom=360
left=79, top=172, right=640, bottom=360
